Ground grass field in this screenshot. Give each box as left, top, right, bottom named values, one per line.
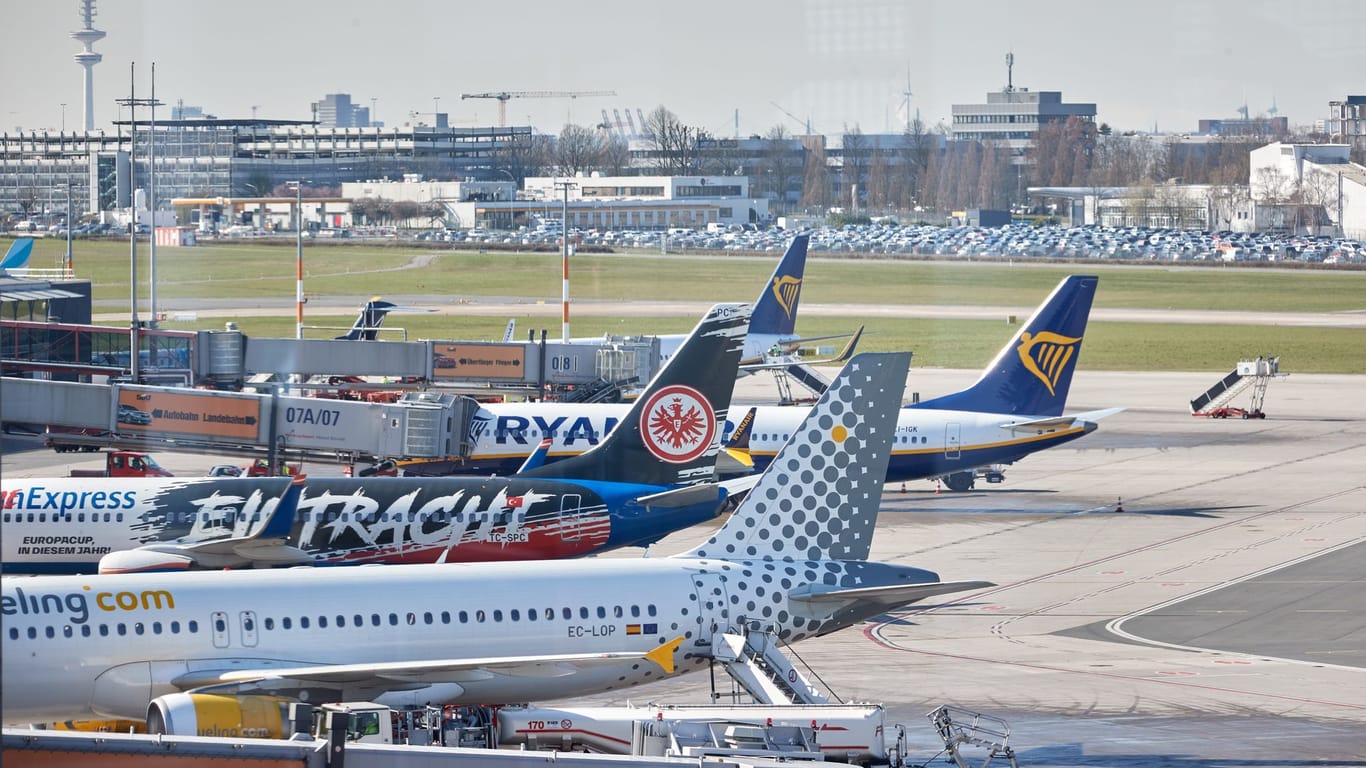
left=9, top=236, right=1366, bottom=373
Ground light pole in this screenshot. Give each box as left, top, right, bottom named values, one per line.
left=554, top=180, right=577, bottom=342
left=290, top=181, right=304, bottom=339
left=60, top=103, right=66, bottom=133
left=63, top=181, right=73, bottom=274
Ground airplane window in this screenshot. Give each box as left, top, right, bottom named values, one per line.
left=38, top=514, right=45, bottom=523
left=336, top=615, right=345, bottom=627
left=78, top=513, right=85, bottom=522
left=545, top=608, right=554, bottom=621
left=134, top=623, right=145, bottom=635
left=648, top=605, right=657, bottom=617
left=63, top=626, right=73, bottom=638
left=493, top=610, right=503, bottom=622
left=596, top=606, right=607, bottom=619
left=81, top=626, right=91, bottom=637
left=116, top=624, right=126, bottom=636
left=407, top=613, right=416, bottom=625
left=459, top=611, right=469, bottom=623
left=371, top=614, right=381, bottom=626
left=264, top=618, right=274, bottom=630
left=475, top=610, right=485, bottom=623
left=388, top=613, right=399, bottom=626
left=214, top=618, right=227, bottom=632
left=579, top=607, right=588, bottom=619
left=282, top=617, right=292, bottom=630
left=526, top=609, right=536, bottom=622
left=441, top=611, right=451, bottom=624
left=316, top=616, right=326, bottom=628
left=152, top=622, right=162, bottom=634
left=613, top=606, right=623, bottom=618
left=188, top=620, right=199, bottom=633
left=1, top=513, right=8, bottom=523
left=7, top=628, right=17, bottom=640
left=631, top=605, right=640, bottom=618
left=300, top=617, right=310, bottom=629
left=510, top=609, right=520, bottom=621
left=423, top=612, right=433, bottom=625
left=45, top=626, right=55, bottom=638
left=116, top=513, right=123, bottom=522
left=98, top=625, right=108, bottom=637
left=562, top=608, right=572, bottom=620
left=27, top=513, right=34, bottom=522
left=354, top=614, right=363, bottom=626
left=27, top=627, right=36, bottom=639
left=170, top=621, right=180, bottom=634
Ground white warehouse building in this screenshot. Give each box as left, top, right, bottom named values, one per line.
left=1249, top=142, right=1366, bottom=239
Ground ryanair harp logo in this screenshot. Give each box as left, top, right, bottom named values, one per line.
left=1016, top=331, right=1081, bottom=396
left=770, top=275, right=802, bottom=319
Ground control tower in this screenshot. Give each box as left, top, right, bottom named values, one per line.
left=72, top=0, right=106, bottom=131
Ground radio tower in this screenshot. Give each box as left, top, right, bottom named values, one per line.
left=72, top=0, right=106, bottom=131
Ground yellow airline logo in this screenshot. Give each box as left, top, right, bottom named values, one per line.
left=770, top=275, right=802, bottom=320
left=1016, top=331, right=1081, bottom=397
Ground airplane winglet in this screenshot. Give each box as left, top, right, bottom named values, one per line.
left=645, top=636, right=684, bottom=674
left=515, top=438, right=554, bottom=474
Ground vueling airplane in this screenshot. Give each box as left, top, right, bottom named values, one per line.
left=729, top=275, right=1121, bottom=491
left=1, top=304, right=752, bottom=575
left=0, top=351, right=991, bottom=728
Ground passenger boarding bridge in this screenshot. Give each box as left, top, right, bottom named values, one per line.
left=1, top=319, right=660, bottom=469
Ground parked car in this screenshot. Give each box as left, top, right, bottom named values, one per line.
left=207, top=464, right=244, bottom=477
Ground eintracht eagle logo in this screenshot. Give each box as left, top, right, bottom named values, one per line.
left=640, top=385, right=716, bottom=464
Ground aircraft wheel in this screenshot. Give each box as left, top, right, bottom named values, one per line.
left=944, top=471, right=975, bottom=492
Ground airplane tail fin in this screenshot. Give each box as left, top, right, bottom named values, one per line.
left=0, top=238, right=35, bottom=271
left=910, top=275, right=1098, bottom=417
left=521, top=303, right=750, bottom=487
left=748, top=234, right=809, bottom=337
left=336, top=297, right=398, bottom=340
left=678, top=351, right=909, bottom=562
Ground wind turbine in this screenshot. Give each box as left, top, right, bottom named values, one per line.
left=898, top=65, right=916, bottom=133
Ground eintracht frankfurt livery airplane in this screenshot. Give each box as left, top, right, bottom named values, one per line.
left=729, top=275, right=1121, bottom=491
left=1, top=304, right=752, bottom=575
left=0, top=351, right=990, bottom=729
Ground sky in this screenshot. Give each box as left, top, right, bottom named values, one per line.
left=3, top=0, right=1363, bottom=139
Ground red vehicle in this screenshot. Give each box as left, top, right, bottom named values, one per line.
left=69, top=450, right=174, bottom=478
left=1196, top=407, right=1266, bottom=419
left=246, top=458, right=301, bottom=477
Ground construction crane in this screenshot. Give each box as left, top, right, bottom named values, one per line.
left=460, top=90, right=616, bottom=127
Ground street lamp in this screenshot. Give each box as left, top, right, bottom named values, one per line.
left=64, top=182, right=73, bottom=274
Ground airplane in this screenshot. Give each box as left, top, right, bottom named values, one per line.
left=729, top=275, right=1122, bottom=491
left=0, top=303, right=752, bottom=575
left=0, top=237, right=35, bottom=271
left=335, top=296, right=434, bottom=340
left=0, top=351, right=992, bottom=727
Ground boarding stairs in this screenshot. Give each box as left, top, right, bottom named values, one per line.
left=710, top=623, right=830, bottom=705
left=1190, top=355, right=1281, bottom=416
left=772, top=364, right=830, bottom=404
left=927, top=705, right=1018, bottom=768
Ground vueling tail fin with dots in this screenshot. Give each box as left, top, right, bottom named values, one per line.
left=910, top=275, right=1098, bottom=417
left=677, top=352, right=909, bottom=562
left=520, top=303, right=750, bottom=488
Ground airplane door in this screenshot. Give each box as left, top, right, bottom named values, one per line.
left=690, top=572, right=729, bottom=649
left=210, top=611, right=230, bottom=649
left=239, top=611, right=259, bottom=648
left=945, top=423, right=962, bottom=460
left=560, top=494, right=582, bottom=541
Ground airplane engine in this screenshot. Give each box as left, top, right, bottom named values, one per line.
left=98, top=548, right=197, bottom=575
left=146, top=693, right=289, bottom=739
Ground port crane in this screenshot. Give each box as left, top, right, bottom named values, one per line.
left=460, top=90, right=616, bottom=127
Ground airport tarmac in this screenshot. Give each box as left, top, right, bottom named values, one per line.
left=3, top=367, right=1363, bottom=764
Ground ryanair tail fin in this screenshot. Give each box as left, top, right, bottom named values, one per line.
left=521, top=303, right=750, bottom=487
left=678, top=351, right=909, bottom=562
left=0, top=238, right=35, bottom=271
left=749, top=234, right=809, bottom=337
left=911, top=275, right=1097, bottom=417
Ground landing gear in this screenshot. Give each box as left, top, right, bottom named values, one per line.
left=943, top=471, right=976, bottom=492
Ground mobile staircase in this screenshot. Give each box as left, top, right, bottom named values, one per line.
left=927, top=704, right=1019, bottom=768
left=772, top=364, right=830, bottom=404
left=1190, top=355, right=1282, bottom=418
left=710, top=623, right=831, bottom=705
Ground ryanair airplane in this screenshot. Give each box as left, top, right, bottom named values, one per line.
left=1, top=304, right=754, bottom=575
left=1, top=352, right=991, bottom=729
left=730, top=275, right=1120, bottom=491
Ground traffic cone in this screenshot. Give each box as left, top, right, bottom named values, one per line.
left=899, top=482, right=907, bottom=493
left=1115, top=496, right=1124, bottom=513
left=935, top=480, right=941, bottom=495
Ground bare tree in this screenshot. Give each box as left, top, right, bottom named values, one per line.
left=642, top=106, right=704, bottom=174
left=760, top=125, right=798, bottom=214
left=554, top=124, right=604, bottom=176
left=841, top=128, right=868, bottom=212
left=800, top=137, right=829, bottom=211
left=600, top=134, right=631, bottom=175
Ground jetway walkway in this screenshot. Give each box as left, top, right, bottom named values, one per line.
left=1190, top=355, right=1282, bottom=418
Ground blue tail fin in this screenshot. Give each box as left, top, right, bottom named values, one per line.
left=0, top=238, right=35, bottom=270
left=748, top=234, right=809, bottom=337
left=337, top=297, right=398, bottom=340
left=521, top=303, right=750, bottom=487
left=911, top=275, right=1098, bottom=417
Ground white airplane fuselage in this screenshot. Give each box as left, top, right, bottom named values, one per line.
left=0, top=555, right=931, bottom=724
